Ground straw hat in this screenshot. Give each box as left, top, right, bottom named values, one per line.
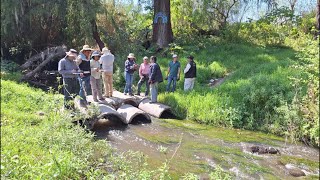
left=66, top=49, right=78, bottom=57
left=127, top=53, right=135, bottom=59
left=81, top=45, right=93, bottom=52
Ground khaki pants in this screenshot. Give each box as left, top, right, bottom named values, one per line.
left=90, top=76, right=103, bottom=100
left=184, top=78, right=195, bottom=91
left=102, top=72, right=113, bottom=97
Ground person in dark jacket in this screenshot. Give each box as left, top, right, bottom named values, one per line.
left=76, top=45, right=93, bottom=106
left=184, top=55, right=197, bottom=91
left=148, top=56, right=163, bottom=103
left=124, top=53, right=138, bottom=96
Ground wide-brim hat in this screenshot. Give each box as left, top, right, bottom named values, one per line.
left=81, top=45, right=93, bottom=52
left=66, top=49, right=78, bottom=57
left=127, top=53, right=135, bottom=59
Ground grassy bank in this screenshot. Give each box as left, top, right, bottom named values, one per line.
left=1, top=79, right=234, bottom=179
left=142, top=36, right=318, bottom=146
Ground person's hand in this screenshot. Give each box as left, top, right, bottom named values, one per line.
left=80, top=73, right=84, bottom=78
left=71, top=69, right=77, bottom=73
left=148, top=80, right=152, bottom=84
left=95, top=68, right=99, bottom=72
left=140, top=76, right=144, bottom=80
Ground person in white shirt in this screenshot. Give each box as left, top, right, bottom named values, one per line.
left=184, top=55, right=197, bottom=91
left=99, top=47, right=114, bottom=97
left=90, top=51, right=105, bottom=102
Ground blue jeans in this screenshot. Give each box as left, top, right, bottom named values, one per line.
left=150, top=82, right=158, bottom=102
left=124, top=72, right=134, bottom=94
left=78, top=75, right=91, bottom=103
left=137, top=75, right=150, bottom=95
left=166, top=76, right=177, bottom=92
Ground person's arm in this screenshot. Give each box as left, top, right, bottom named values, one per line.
left=184, top=63, right=191, bottom=74
left=75, top=56, right=82, bottom=66
left=139, top=64, right=143, bottom=78
left=177, top=63, right=181, bottom=80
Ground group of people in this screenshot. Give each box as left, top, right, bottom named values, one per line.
left=58, top=44, right=197, bottom=110
left=58, top=45, right=114, bottom=109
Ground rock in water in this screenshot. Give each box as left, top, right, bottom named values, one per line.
left=267, top=147, right=280, bottom=154
left=250, top=146, right=260, bottom=153
left=289, top=169, right=306, bottom=177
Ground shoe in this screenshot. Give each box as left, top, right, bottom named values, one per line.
left=98, top=98, right=105, bottom=101
left=93, top=99, right=99, bottom=102
left=129, top=93, right=134, bottom=96
left=149, top=101, right=157, bottom=104
left=136, top=93, right=140, bottom=96
left=124, top=93, right=127, bottom=95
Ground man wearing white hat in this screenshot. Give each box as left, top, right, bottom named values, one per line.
left=124, top=53, right=138, bottom=96
left=99, top=47, right=114, bottom=97
left=58, top=49, right=79, bottom=109
left=76, top=45, right=93, bottom=106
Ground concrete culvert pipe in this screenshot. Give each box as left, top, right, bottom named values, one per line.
left=86, top=95, right=117, bottom=109
left=112, top=91, right=140, bottom=107
left=97, top=104, right=127, bottom=124
left=117, top=104, right=151, bottom=124
left=138, top=99, right=175, bottom=118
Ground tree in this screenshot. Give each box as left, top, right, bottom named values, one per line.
left=152, top=0, right=173, bottom=48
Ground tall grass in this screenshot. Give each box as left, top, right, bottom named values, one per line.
left=152, top=35, right=318, bottom=146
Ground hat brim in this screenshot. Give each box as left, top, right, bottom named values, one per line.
left=128, top=56, right=135, bottom=58
left=66, top=52, right=77, bottom=57
left=81, top=48, right=93, bottom=51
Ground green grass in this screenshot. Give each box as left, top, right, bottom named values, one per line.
left=1, top=80, right=112, bottom=179
left=0, top=80, right=175, bottom=179
left=135, top=36, right=318, bottom=146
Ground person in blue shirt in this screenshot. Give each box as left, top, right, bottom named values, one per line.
left=124, top=53, right=138, bottom=96
left=165, top=54, right=181, bottom=92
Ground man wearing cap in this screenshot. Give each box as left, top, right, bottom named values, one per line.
left=58, top=49, right=79, bottom=109
left=165, top=54, right=181, bottom=92
left=76, top=45, right=93, bottom=106
left=136, top=56, right=150, bottom=96
left=184, top=55, right=197, bottom=91
left=124, top=53, right=138, bottom=96
left=99, top=47, right=114, bottom=98
left=90, top=51, right=105, bottom=102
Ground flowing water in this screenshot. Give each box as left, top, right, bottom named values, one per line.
left=93, top=118, right=319, bottom=179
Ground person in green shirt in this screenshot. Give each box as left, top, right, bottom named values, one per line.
left=165, top=54, right=180, bottom=92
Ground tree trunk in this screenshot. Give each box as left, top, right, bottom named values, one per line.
left=317, top=0, right=320, bottom=35
left=91, top=20, right=105, bottom=51
left=152, top=0, right=173, bottom=48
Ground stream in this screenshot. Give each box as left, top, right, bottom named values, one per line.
left=92, top=118, right=319, bottom=179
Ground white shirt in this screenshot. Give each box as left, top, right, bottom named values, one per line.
left=99, top=52, right=114, bottom=73
left=90, top=60, right=101, bottom=79
left=184, top=63, right=191, bottom=74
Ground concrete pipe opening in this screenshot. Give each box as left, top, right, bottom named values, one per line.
left=117, top=104, right=152, bottom=124
left=138, top=99, right=175, bottom=118
left=159, top=109, right=176, bottom=119
left=130, top=114, right=152, bottom=125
